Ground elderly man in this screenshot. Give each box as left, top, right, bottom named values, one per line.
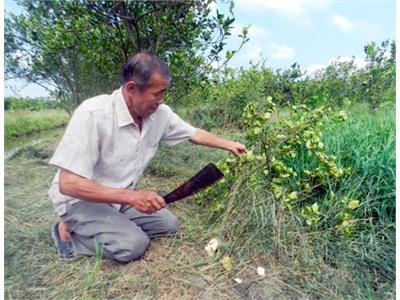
left=49, top=52, right=246, bottom=262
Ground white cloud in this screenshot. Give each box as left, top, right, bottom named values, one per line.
left=236, top=0, right=332, bottom=25
left=357, top=20, right=382, bottom=40
left=224, top=41, right=265, bottom=68
left=336, top=56, right=367, bottom=68
left=228, top=24, right=270, bottom=64
left=230, top=41, right=295, bottom=66
left=245, top=45, right=264, bottom=61
left=306, top=55, right=367, bottom=74
left=231, top=23, right=270, bottom=40
left=332, top=14, right=354, bottom=32
left=268, top=43, right=296, bottom=60
left=208, top=1, right=217, bottom=15
left=210, top=59, right=220, bottom=69
left=10, top=50, right=33, bottom=68
left=248, top=25, right=271, bottom=39
left=306, top=63, right=326, bottom=74
left=331, top=14, right=381, bottom=38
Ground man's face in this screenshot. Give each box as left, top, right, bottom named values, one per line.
left=128, top=72, right=170, bottom=118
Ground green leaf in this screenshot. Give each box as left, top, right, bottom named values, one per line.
left=221, top=255, right=233, bottom=272
left=311, top=203, right=320, bottom=215
left=347, top=200, right=360, bottom=210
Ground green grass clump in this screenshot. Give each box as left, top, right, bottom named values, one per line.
left=5, top=96, right=60, bottom=111
left=5, top=109, right=70, bottom=138
left=323, top=104, right=395, bottom=224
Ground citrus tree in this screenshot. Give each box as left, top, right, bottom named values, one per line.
left=5, top=0, right=248, bottom=113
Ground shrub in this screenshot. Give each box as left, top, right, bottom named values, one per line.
left=196, top=99, right=394, bottom=298
left=4, top=97, right=60, bottom=111
left=5, top=110, right=69, bottom=138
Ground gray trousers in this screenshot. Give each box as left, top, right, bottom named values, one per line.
left=60, top=201, right=179, bottom=262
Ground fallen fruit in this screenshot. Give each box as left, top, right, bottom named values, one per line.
left=257, top=266, right=265, bottom=276
left=221, top=255, right=233, bottom=271
left=204, top=237, right=220, bottom=257
left=234, top=278, right=242, bottom=284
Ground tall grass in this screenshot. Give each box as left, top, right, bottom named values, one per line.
left=324, top=104, right=395, bottom=223
left=200, top=104, right=395, bottom=299
left=5, top=109, right=70, bottom=138
left=322, top=104, right=395, bottom=294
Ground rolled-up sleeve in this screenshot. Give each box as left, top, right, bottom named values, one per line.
left=49, top=107, right=99, bottom=179
left=160, top=109, right=196, bottom=146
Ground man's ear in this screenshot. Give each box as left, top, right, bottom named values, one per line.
left=126, top=81, right=138, bottom=93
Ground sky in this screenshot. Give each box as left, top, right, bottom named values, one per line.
left=4, top=0, right=396, bottom=98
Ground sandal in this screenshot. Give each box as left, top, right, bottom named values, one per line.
left=51, top=223, right=75, bottom=261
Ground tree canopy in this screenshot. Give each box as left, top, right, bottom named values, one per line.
left=5, top=0, right=248, bottom=113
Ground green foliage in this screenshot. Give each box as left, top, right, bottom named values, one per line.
left=294, top=40, right=396, bottom=109
left=5, top=110, right=69, bottom=138
left=5, top=0, right=248, bottom=111
left=198, top=97, right=355, bottom=232
left=185, top=40, right=395, bottom=127
left=4, top=96, right=60, bottom=111
left=187, top=63, right=277, bottom=127
left=322, top=104, right=395, bottom=224
left=359, top=40, right=396, bottom=108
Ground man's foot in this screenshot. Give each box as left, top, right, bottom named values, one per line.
left=51, top=223, right=75, bottom=261
left=59, top=221, right=72, bottom=241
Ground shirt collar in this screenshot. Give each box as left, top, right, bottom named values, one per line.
left=114, top=86, right=155, bottom=128
left=115, top=87, right=134, bottom=128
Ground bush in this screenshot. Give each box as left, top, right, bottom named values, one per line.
left=196, top=100, right=394, bottom=298
left=184, top=40, right=395, bottom=127
left=4, top=96, right=60, bottom=111
left=5, top=110, right=70, bottom=138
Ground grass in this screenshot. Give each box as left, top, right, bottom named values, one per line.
left=4, top=104, right=395, bottom=299
left=5, top=128, right=257, bottom=299
left=5, top=109, right=70, bottom=138
left=324, top=104, right=395, bottom=223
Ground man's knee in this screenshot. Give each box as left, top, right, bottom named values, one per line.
left=111, top=232, right=150, bottom=263
left=162, top=213, right=180, bottom=234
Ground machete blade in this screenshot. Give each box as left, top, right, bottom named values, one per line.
left=163, top=163, right=224, bottom=204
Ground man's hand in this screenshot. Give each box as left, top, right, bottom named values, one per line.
left=225, top=141, right=247, bottom=156
left=189, top=129, right=247, bottom=156
left=59, top=169, right=166, bottom=213
left=129, top=191, right=166, bottom=214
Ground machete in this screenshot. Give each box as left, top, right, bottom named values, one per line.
left=163, top=163, right=224, bottom=204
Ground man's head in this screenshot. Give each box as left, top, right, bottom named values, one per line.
left=122, top=52, right=171, bottom=118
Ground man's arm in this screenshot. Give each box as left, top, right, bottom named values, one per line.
left=59, top=169, right=165, bottom=214
left=189, top=128, right=247, bottom=156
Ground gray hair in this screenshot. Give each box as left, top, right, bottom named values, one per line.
left=121, top=51, right=171, bottom=90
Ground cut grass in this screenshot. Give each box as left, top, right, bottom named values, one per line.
left=5, top=128, right=256, bottom=299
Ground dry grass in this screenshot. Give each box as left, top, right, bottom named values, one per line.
left=5, top=129, right=284, bottom=300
